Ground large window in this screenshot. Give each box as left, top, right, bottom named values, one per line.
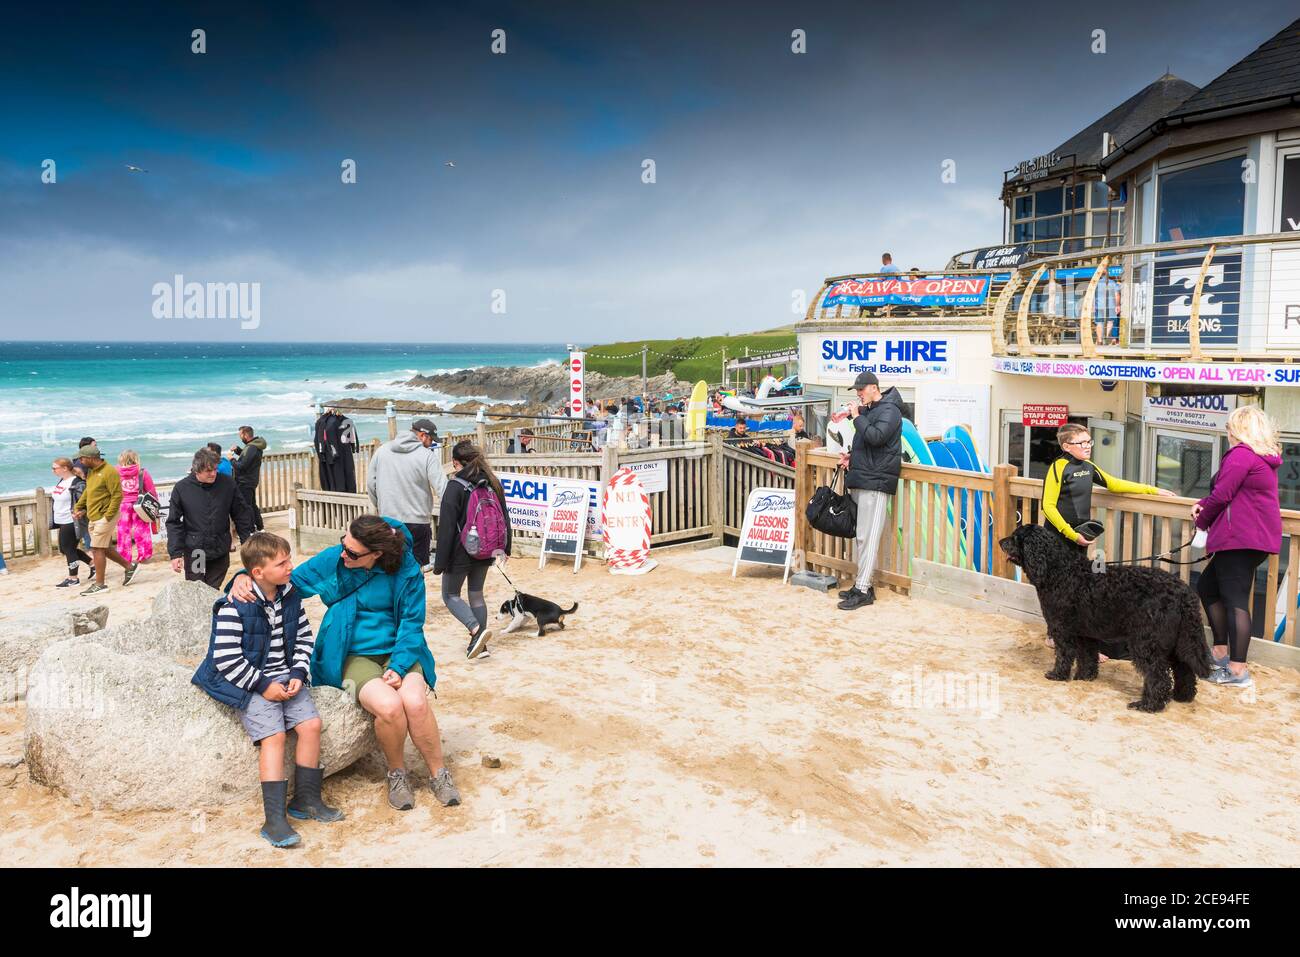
left=1157, top=156, right=1246, bottom=243
left=1008, top=178, right=1125, bottom=252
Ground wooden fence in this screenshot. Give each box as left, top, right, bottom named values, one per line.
left=793, top=442, right=1300, bottom=646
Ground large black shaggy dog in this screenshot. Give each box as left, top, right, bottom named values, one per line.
left=999, top=524, right=1213, bottom=712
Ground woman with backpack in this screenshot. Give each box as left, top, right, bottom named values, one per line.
left=434, top=440, right=512, bottom=661
left=115, top=449, right=158, bottom=571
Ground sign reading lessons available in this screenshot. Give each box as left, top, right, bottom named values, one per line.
left=498, top=471, right=601, bottom=543
left=539, top=482, right=590, bottom=571
left=1142, top=394, right=1237, bottom=430
left=1150, top=252, right=1241, bottom=346
left=817, top=336, right=956, bottom=383
left=1022, top=404, right=1069, bottom=428
left=733, top=487, right=796, bottom=582
left=821, top=275, right=990, bottom=310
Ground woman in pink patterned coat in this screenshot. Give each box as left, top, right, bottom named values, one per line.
left=116, top=449, right=157, bottom=567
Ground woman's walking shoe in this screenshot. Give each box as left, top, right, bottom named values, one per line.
left=123, top=561, right=141, bottom=585
left=466, top=623, right=492, bottom=660
left=387, top=768, right=415, bottom=810
left=259, top=780, right=302, bottom=848
left=80, top=582, right=109, bottom=596
left=56, top=577, right=79, bottom=588
left=1209, top=667, right=1254, bottom=688
left=837, top=586, right=875, bottom=610
left=430, top=767, right=461, bottom=806
left=287, top=764, right=344, bottom=822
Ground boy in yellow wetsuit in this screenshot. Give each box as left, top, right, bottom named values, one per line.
left=1042, top=423, right=1174, bottom=546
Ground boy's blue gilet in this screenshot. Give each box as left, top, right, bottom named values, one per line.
left=191, top=591, right=303, bottom=711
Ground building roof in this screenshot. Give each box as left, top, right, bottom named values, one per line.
left=1162, top=18, right=1300, bottom=119
left=1004, top=74, right=1198, bottom=191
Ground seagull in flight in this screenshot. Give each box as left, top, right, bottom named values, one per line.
left=444, top=161, right=455, bottom=168
left=125, top=164, right=148, bottom=173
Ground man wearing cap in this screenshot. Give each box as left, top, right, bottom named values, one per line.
left=837, top=371, right=904, bottom=610
left=367, top=419, right=448, bottom=570
left=71, top=441, right=131, bottom=595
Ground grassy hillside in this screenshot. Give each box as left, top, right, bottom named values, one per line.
left=583, top=329, right=797, bottom=385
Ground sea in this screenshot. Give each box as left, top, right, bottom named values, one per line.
left=0, top=341, right=567, bottom=495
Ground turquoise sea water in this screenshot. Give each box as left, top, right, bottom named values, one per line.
left=0, top=341, right=566, bottom=494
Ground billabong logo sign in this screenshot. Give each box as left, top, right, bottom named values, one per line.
left=49, top=887, right=151, bottom=937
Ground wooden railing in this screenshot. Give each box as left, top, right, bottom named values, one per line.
left=988, top=231, right=1300, bottom=359
left=721, top=443, right=795, bottom=537
left=793, top=443, right=1300, bottom=645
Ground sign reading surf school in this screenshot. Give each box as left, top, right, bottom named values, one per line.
left=817, top=336, right=956, bottom=383
left=1143, top=394, right=1237, bottom=431
left=992, top=356, right=1300, bottom=387
left=498, top=471, right=601, bottom=543
left=821, top=275, right=990, bottom=310
left=733, top=487, right=796, bottom=582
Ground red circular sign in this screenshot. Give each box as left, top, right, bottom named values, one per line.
left=571, top=359, right=582, bottom=372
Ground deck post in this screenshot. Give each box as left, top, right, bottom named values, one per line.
left=292, top=482, right=303, bottom=554
left=33, top=487, right=51, bottom=556
left=991, top=463, right=1018, bottom=579
left=708, top=431, right=724, bottom=542
left=793, top=439, right=811, bottom=573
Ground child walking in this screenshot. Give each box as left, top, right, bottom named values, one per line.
left=191, top=532, right=343, bottom=848
left=115, top=449, right=157, bottom=572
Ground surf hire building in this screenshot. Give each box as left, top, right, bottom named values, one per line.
left=947, top=17, right=1298, bottom=514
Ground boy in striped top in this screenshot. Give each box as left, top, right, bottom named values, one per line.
left=192, top=532, right=343, bottom=848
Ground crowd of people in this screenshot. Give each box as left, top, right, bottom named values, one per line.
left=39, top=428, right=268, bottom=595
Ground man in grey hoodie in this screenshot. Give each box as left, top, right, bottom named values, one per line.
left=367, top=419, right=448, bottom=569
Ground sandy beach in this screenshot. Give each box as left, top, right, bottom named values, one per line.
left=2, top=513, right=1298, bottom=867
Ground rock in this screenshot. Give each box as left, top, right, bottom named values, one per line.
left=25, top=634, right=377, bottom=812
left=140, top=579, right=222, bottom=660
left=403, top=365, right=684, bottom=407
left=0, top=605, right=109, bottom=702
left=344, top=382, right=367, bottom=389
left=481, top=755, right=501, bottom=768
left=0, top=754, right=22, bottom=768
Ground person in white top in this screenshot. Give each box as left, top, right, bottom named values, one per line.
left=50, top=457, right=93, bottom=587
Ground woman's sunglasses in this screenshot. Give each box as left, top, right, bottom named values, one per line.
left=339, top=537, right=374, bottom=560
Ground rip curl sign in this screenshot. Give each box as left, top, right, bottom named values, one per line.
left=602, top=466, right=656, bottom=575
left=733, top=486, right=795, bottom=582
left=540, top=482, right=590, bottom=573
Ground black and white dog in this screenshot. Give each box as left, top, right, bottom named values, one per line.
left=498, top=592, right=579, bottom=637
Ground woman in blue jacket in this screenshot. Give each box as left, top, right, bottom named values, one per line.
left=230, top=514, right=459, bottom=813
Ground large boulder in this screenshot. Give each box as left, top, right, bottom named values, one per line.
left=23, top=581, right=378, bottom=811
left=0, top=605, right=109, bottom=702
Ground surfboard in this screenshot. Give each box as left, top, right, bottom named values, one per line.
left=945, top=424, right=989, bottom=473
left=943, top=425, right=992, bottom=571
left=900, top=417, right=934, bottom=466
left=686, top=380, right=709, bottom=441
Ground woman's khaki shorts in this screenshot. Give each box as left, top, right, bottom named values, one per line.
left=89, top=517, right=115, bottom=549
left=342, top=654, right=423, bottom=697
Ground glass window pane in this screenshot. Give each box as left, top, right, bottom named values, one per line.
left=1035, top=216, right=1063, bottom=239
left=1065, top=185, right=1086, bottom=210
left=1034, top=187, right=1064, bottom=217
left=1014, top=195, right=1033, bottom=219
left=1155, top=434, right=1214, bottom=497
left=1013, top=222, right=1032, bottom=242
left=1072, top=213, right=1088, bottom=240
left=1091, top=181, right=1110, bottom=209
left=1281, top=440, right=1300, bottom=512
left=1157, top=156, right=1246, bottom=243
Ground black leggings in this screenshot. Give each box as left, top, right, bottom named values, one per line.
left=55, top=522, right=92, bottom=575
left=1196, top=549, right=1269, bottom=664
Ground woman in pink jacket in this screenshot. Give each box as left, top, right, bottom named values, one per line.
left=116, top=449, right=158, bottom=570
left=1192, top=407, right=1283, bottom=689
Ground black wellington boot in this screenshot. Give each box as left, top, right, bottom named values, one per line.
left=260, top=780, right=302, bottom=848
left=287, top=764, right=345, bottom=822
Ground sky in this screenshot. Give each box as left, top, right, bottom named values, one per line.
left=1, top=0, right=1297, bottom=343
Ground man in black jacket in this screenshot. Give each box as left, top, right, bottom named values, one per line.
left=837, top=371, right=903, bottom=610
left=168, top=447, right=256, bottom=588
left=230, top=425, right=266, bottom=530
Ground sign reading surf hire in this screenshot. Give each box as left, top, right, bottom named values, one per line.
left=539, top=483, right=590, bottom=571
left=993, top=356, right=1300, bottom=387
left=569, top=351, right=586, bottom=417
left=1143, top=394, right=1237, bottom=430
left=817, top=336, right=956, bottom=383
left=1022, top=404, right=1069, bottom=428
left=821, top=275, right=990, bottom=310
left=733, top=487, right=796, bottom=582
left=498, top=472, right=601, bottom=543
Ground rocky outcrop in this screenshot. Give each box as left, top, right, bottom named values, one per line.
left=344, top=382, right=367, bottom=389
left=323, top=397, right=445, bottom=414
left=403, top=366, right=683, bottom=406
left=0, top=605, right=109, bottom=702
left=23, top=581, right=378, bottom=811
